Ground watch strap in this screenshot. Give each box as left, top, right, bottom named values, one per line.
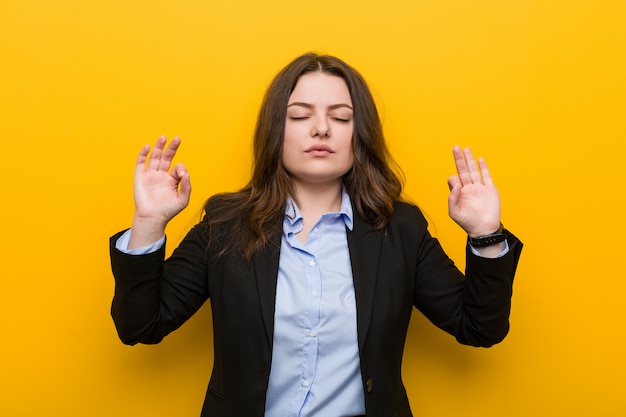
left=468, top=224, right=507, bottom=248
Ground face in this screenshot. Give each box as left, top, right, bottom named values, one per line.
left=282, top=72, right=354, bottom=189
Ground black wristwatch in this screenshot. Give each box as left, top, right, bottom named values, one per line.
left=468, top=224, right=507, bottom=248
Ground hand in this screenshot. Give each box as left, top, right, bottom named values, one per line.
left=132, top=136, right=191, bottom=228
left=447, top=146, right=501, bottom=237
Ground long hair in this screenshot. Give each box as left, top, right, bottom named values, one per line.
left=205, top=53, right=404, bottom=260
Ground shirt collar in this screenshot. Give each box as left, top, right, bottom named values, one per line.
left=284, top=186, right=354, bottom=232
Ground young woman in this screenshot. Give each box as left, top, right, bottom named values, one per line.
left=110, top=53, right=522, bottom=417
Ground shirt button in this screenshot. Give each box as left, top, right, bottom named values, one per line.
left=311, top=290, right=318, bottom=296
left=302, top=379, right=310, bottom=387
left=309, top=330, right=317, bottom=337
left=309, top=260, right=315, bottom=267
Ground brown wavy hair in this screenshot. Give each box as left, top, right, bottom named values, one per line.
left=205, top=52, right=404, bottom=260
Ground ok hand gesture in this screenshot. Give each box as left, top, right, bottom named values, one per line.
left=129, top=136, right=191, bottom=248
left=447, top=146, right=501, bottom=238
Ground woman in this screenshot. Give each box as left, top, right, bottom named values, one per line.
left=110, top=53, right=522, bottom=417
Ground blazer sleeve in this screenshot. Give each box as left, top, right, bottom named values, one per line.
left=408, top=206, right=523, bottom=347
left=109, top=220, right=210, bottom=345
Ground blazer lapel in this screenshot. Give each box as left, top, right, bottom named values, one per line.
left=251, top=215, right=383, bottom=349
left=253, top=232, right=282, bottom=345
left=347, top=214, right=383, bottom=349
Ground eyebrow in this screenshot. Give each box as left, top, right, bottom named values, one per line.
left=287, top=102, right=353, bottom=111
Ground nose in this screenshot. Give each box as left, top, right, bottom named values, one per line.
left=311, top=116, right=330, bottom=138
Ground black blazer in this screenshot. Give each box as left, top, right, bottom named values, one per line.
left=110, top=201, right=522, bottom=417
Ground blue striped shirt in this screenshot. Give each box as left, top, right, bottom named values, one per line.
left=264, top=189, right=365, bottom=417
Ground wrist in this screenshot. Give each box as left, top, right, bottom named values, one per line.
left=131, top=213, right=168, bottom=231
left=467, top=222, right=503, bottom=238
left=468, top=223, right=506, bottom=248
left=129, top=215, right=167, bottom=249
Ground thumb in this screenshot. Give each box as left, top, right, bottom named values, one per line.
left=178, top=172, right=192, bottom=204
left=447, top=176, right=461, bottom=206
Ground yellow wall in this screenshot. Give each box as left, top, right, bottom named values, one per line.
left=1, top=1, right=625, bottom=416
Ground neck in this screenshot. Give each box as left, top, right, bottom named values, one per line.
left=290, top=180, right=343, bottom=244
left=290, top=180, right=343, bottom=221
left=292, top=181, right=342, bottom=213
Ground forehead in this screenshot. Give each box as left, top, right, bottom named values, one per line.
left=289, top=72, right=352, bottom=105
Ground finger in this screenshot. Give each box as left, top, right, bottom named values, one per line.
left=463, top=147, right=482, bottom=184
left=158, top=136, right=182, bottom=172
left=447, top=176, right=462, bottom=216
left=135, top=144, right=151, bottom=169
left=170, top=163, right=188, bottom=182
left=135, top=144, right=152, bottom=179
left=146, top=136, right=168, bottom=171
left=447, top=175, right=461, bottom=192
left=478, top=157, right=494, bottom=186
left=452, top=145, right=472, bottom=186
left=178, top=172, right=192, bottom=206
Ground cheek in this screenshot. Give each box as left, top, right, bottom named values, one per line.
left=341, top=128, right=355, bottom=155
left=282, top=126, right=296, bottom=149
left=346, top=149, right=355, bottom=167
left=283, top=124, right=303, bottom=146
left=281, top=133, right=299, bottom=168
left=340, top=139, right=355, bottom=168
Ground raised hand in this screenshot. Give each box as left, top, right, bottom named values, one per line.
left=129, top=136, right=191, bottom=249
left=447, top=146, right=501, bottom=238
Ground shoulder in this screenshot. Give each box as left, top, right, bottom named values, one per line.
left=353, top=200, right=429, bottom=234
left=203, top=190, right=252, bottom=225
left=353, top=200, right=429, bottom=243
left=390, top=200, right=428, bottom=228
left=204, top=191, right=249, bottom=212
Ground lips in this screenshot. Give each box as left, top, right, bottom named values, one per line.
left=305, top=144, right=333, bottom=154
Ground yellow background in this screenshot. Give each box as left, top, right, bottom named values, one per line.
left=1, top=0, right=625, bottom=416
